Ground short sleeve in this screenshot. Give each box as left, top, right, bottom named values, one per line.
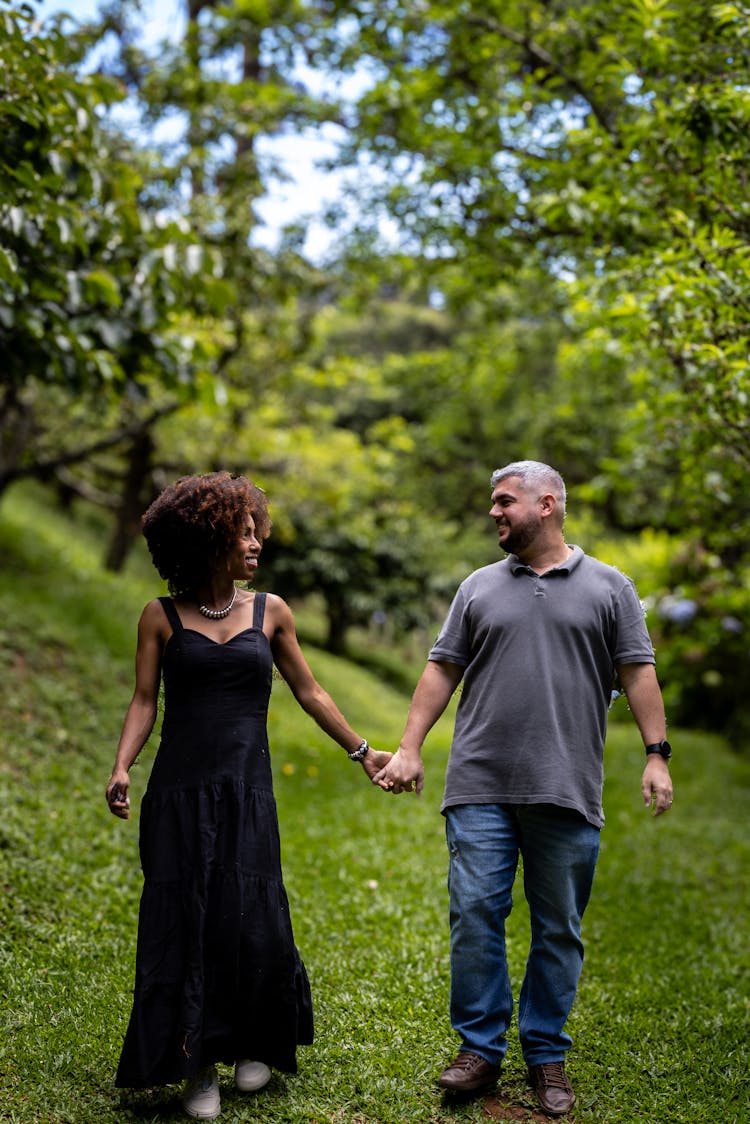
left=614, top=579, right=655, bottom=665
left=428, top=585, right=471, bottom=667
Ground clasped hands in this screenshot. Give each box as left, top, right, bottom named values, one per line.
left=371, top=747, right=424, bottom=795
left=360, top=746, right=422, bottom=792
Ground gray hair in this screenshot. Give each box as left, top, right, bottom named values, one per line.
left=490, top=460, right=567, bottom=517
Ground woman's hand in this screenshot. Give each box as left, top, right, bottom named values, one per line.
left=106, top=774, right=131, bottom=819
left=360, top=748, right=393, bottom=783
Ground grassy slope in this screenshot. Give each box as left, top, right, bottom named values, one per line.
left=0, top=484, right=747, bottom=1124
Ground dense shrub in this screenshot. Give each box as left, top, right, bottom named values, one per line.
left=645, top=543, right=750, bottom=750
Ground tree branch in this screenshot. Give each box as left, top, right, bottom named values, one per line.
left=0, top=403, right=180, bottom=493
left=466, top=15, right=621, bottom=139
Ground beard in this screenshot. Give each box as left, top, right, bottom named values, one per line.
left=498, top=514, right=543, bottom=556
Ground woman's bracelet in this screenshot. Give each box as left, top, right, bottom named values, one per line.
left=347, top=739, right=370, bottom=762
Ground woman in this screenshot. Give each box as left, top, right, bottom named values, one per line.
left=106, top=471, right=389, bottom=1120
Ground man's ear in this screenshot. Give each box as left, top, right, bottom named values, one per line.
left=538, top=492, right=556, bottom=518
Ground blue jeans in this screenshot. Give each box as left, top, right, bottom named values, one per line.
left=445, top=803, right=600, bottom=1067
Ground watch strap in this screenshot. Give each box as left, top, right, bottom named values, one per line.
left=645, top=740, right=672, bottom=761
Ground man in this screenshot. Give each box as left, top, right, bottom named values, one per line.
left=374, top=461, right=673, bottom=1117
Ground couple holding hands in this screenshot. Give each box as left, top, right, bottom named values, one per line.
left=107, top=462, right=672, bottom=1119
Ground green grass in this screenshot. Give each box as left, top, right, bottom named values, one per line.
left=1, top=483, right=748, bottom=1123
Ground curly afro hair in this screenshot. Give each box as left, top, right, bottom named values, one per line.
left=141, top=471, right=271, bottom=597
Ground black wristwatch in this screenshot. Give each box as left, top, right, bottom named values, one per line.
left=645, top=740, right=672, bottom=761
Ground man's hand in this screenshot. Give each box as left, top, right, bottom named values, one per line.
left=373, top=747, right=425, bottom=795
left=642, top=755, right=673, bottom=816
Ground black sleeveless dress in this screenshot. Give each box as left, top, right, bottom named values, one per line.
left=115, top=593, right=314, bottom=1088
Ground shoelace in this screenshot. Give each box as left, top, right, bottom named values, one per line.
left=455, top=1053, right=488, bottom=1071
left=537, top=1062, right=570, bottom=1089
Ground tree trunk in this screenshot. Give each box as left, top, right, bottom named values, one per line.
left=325, top=597, right=349, bottom=656
left=104, top=431, right=156, bottom=572
left=0, top=385, right=36, bottom=500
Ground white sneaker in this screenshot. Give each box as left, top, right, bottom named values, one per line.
left=181, top=1066, right=221, bottom=1119
left=234, top=1059, right=271, bottom=1092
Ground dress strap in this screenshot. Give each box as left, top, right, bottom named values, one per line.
left=158, top=596, right=183, bottom=633
left=252, top=591, right=267, bottom=630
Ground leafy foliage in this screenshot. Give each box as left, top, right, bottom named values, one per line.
left=2, top=0, right=749, bottom=730
left=0, top=2, right=213, bottom=395
left=318, top=0, right=750, bottom=507
left=308, top=0, right=750, bottom=734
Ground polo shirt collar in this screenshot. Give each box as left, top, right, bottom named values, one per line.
left=508, top=544, right=584, bottom=576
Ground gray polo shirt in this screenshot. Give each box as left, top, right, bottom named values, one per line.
left=430, top=546, right=655, bottom=828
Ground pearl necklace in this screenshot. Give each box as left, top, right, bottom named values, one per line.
left=198, top=586, right=238, bottom=620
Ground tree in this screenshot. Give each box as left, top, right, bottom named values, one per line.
left=302, top=0, right=750, bottom=736
left=0, top=0, right=331, bottom=565
left=315, top=0, right=749, bottom=509
left=0, top=2, right=226, bottom=495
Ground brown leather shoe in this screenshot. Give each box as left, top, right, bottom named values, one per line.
left=438, top=1051, right=500, bottom=1094
left=528, top=1061, right=575, bottom=1116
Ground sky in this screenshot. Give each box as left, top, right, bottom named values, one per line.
left=33, top=0, right=349, bottom=260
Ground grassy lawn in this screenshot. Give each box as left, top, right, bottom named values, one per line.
left=0, top=484, right=748, bottom=1123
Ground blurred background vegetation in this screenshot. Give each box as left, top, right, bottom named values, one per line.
left=2, top=0, right=749, bottom=746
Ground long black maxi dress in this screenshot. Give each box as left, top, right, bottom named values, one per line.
left=115, top=593, right=314, bottom=1088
